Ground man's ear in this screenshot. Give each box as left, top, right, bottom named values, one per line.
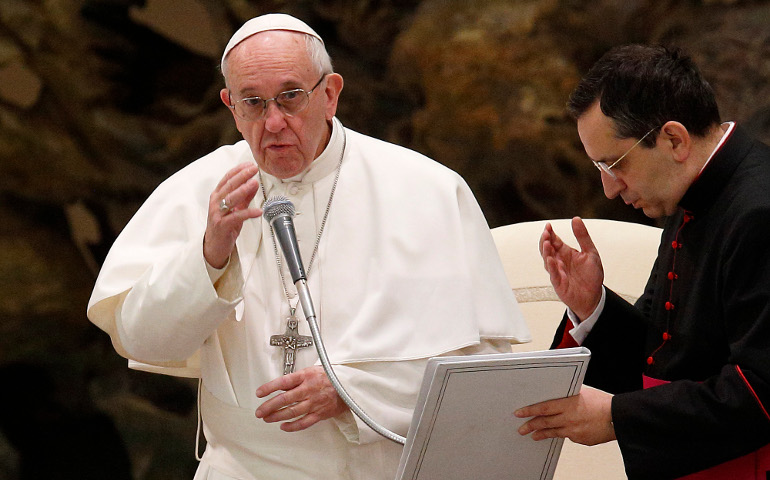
left=323, top=73, right=344, bottom=120
left=220, top=88, right=242, bottom=132
left=220, top=88, right=237, bottom=114
left=661, top=121, right=691, bottom=164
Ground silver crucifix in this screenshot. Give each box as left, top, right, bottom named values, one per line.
left=270, top=315, right=313, bottom=375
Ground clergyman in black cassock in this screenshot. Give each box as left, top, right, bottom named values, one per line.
left=515, top=44, right=770, bottom=480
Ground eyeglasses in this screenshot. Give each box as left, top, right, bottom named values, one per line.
left=592, top=126, right=658, bottom=180
left=228, top=74, right=327, bottom=121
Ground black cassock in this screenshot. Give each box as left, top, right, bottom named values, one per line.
left=552, top=126, right=770, bottom=480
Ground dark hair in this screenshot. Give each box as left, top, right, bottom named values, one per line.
left=567, top=44, right=721, bottom=146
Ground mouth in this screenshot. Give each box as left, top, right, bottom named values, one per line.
left=623, top=197, right=641, bottom=209
left=265, top=143, right=293, bottom=153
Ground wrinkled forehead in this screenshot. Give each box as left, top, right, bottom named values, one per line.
left=224, top=31, right=317, bottom=93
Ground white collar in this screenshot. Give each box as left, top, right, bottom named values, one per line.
left=698, top=121, right=735, bottom=175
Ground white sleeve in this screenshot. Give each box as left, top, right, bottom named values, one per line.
left=565, top=286, right=606, bottom=345
left=114, top=239, right=243, bottom=363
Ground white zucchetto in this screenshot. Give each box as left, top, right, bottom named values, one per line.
left=221, top=13, right=324, bottom=71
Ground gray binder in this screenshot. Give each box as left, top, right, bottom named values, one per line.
left=395, top=347, right=591, bottom=480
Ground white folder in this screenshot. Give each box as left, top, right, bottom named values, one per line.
left=396, top=347, right=591, bottom=480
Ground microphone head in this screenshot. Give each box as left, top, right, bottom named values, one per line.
left=263, top=196, right=295, bottom=223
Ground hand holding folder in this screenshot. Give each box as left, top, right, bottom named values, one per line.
left=396, top=347, right=591, bottom=480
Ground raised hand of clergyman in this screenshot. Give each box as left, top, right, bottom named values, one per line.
left=538, top=216, right=604, bottom=320
left=203, top=162, right=262, bottom=269
left=255, top=366, right=349, bottom=432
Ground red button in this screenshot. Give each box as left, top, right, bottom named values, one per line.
left=683, top=214, right=693, bottom=223
left=667, top=272, right=678, bottom=280
left=665, top=302, right=674, bottom=311
left=672, top=241, right=679, bottom=249
left=647, top=356, right=654, bottom=365
left=662, top=332, right=671, bottom=341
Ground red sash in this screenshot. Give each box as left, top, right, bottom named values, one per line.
left=643, top=375, right=770, bottom=479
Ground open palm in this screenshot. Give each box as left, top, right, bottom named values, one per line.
left=539, top=217, right=604, bottom=320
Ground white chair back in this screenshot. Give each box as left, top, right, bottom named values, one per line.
left=491, top=218, right=662, bottom=480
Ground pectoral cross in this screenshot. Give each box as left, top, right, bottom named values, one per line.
left=270, top=315, right=313, bottom=375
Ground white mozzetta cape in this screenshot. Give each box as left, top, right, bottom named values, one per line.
left=88, top=118, right=529, bottom=479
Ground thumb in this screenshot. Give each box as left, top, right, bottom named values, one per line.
left=571, top=217, right=599, bottom=255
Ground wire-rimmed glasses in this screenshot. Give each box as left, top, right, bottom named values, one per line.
left=593, top=126, right=658, bottom=179
left=228, top=74, right=327, bottom=121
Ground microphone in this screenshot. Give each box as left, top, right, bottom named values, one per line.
left=263, top=196, right=306, bottom=284
left=263, top=196, right=316, bottom=320
left=262, top=196, right=405, bottom=444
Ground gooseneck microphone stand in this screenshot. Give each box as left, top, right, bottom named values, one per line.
left=264, top=196, right=406, bottom=445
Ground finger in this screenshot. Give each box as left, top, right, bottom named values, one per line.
left=517, top=409, right=568, bottom=435
left=213, top=165, right=242, bottom=193
left=539, top=229, right=561, bottom=264
left=540, top=227, right=563, bottom=270
left=515, top=397, right=567, bottom=419
left=223, top=176, right=260, bottom=212
left=280, top=411, right=323, bottom=432
left=517, top=415, right=557, bottom=436
left=214, top=168, right=258, bottom=214
left=538, top=223, right=553, bottom=256
left=210, top=165, right=257, bottom=213
left=215, top=162, right=259, bottom=193
left=545, top=256, right=564, bottom=289
left=256, top=390, right=298, bottom=419
left=541, top=240, right=552, bottom=270
left=517, top=418, right=535, bottom=435
left=547, top=223, right=565, bottom=252
left=260, top=401, right=305, bottom=423
left=256, top=372, right=304, bottom=398
left=571, top=216, right=598, bottom=255
left=226, top=206, right=263, bottom=223
left=259, top=378, right=335, bottom=423
left=531, top=427, right=567, bottom=441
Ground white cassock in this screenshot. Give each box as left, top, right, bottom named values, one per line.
left=87, top=117, right=530, bottom=480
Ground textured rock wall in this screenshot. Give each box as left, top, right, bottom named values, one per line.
left=0, top=0, right=768, bottom=478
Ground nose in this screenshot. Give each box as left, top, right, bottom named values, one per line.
left=263, top=100, right=287, bottom=133
left=601, top=171, right=624, bottom=199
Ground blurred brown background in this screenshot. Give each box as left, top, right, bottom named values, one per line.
left=1, top=0, right=769, bottom=478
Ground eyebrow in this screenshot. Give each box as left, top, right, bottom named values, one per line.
left=595, top=155, right=620, bottom=164
left=237, top=80, right=306, bottom=98
left=596, top=142, right=632, bottom=164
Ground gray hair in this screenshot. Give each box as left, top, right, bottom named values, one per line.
left=221, top=33, right=334, bottom=87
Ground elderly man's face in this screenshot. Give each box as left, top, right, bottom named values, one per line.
left=221, top=31, right=342, bottom=179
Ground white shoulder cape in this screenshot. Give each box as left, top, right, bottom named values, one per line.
left=87, top=118, right=530, bottom=377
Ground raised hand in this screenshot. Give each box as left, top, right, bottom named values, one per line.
left=255, top=365, right=349, bottom=432
left=539, top=217, right=604, bottom=320
left=203, top=162, right=262, bottom=268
